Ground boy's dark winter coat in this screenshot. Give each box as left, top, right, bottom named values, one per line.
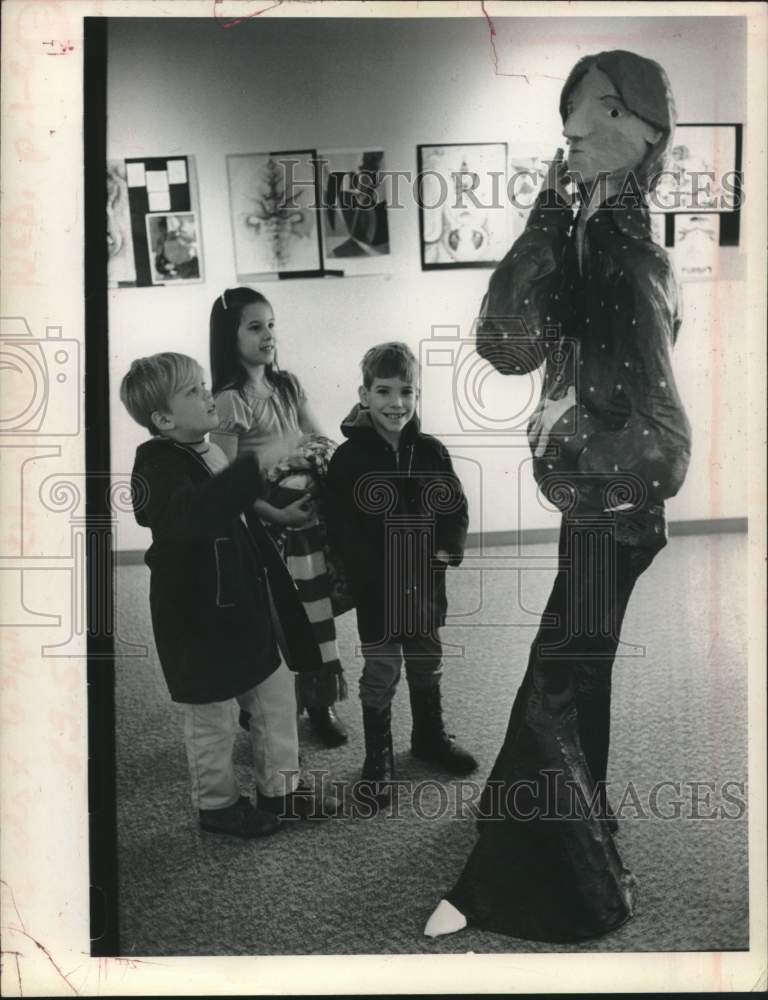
left=325, top=407, right=468, bottom=643
left=131, top=437, right=322, bottom=704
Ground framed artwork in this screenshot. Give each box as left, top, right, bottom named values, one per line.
left=318, top=148, right=390, bottom=274
left=417, top=142, right=509, bottom=270
left=112, top=155, right=201, bottom=288
left=654, top=123, right=743, bottom=221
left=672, top=213, right=721, bottom=282
left=648, top=124, right=744, bottom=281
left=106, top=160, right=137, bottom=286
left=145, top=211, right=202, bottom=285
left=227, top=149, right=324, bottom=278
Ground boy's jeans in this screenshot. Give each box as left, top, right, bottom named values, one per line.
left=359, top=632, right=443, bottom=711
left=180, top=660, right=299, bottom=810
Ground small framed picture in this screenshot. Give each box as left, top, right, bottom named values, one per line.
left=417, top=142, right=509, bottom=270
left=145, top=211, right=203, bottom=285
left=318, top=148, right=390, bottom=274
left=654, top=123, right=743, bottom=215
left=673, top=213, right=721, bottom=282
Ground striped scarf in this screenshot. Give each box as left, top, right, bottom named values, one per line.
left=265, top=436, right=348, bottom=711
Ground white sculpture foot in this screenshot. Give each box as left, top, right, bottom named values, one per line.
left=424, top=898, right=468, bottom=938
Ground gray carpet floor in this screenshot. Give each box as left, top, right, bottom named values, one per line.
left=113, top=533, right=749, bottom=955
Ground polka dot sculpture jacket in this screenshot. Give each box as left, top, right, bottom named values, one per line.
left=477, top=188, right=692, bottom=548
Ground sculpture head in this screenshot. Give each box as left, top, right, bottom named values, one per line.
left=559, top=50, right=676, bottom=193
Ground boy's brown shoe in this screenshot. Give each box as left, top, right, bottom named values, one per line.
left=199, top=795, right=281, bottom=838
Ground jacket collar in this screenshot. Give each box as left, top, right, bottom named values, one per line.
left=340, top=403, right=421, bottom=448
left=583, top=189, right=652, bottom=241
left=139, top=435, right=213, bottom=476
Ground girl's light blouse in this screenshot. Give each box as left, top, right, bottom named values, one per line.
left=212, top=379, right=306, bottom=476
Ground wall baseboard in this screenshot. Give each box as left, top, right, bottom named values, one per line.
left=114, top=517, right=747, bottom=565
left=465, top=516, right=748, bottom=549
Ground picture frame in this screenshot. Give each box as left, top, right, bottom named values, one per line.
left=654, top=123, right=743, bottom=215
left=318, top=148, right=390, bottom=275
left=112, top=155, right=201, bottom=288
left=226, top=149, right=325, bottom=279
left=654, top=122, right=743, bottom=248
left=416, top=142, right=509, bottom=270
left=144, top=211, right=203, bottom=285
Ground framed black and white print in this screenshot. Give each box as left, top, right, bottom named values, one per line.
left=654, top=123, right=743, bottom=218
left=417, top=142, right=508, bottom=270
left=650, top=123, right=744, bottom=276
left=112, top=154, right=201, bottom=288
left=226, top=149, right=324, bottom=279
left=144, top=211, right=202, bottom=285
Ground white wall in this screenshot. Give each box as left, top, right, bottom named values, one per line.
left=107, top=14, right=749, bottom=551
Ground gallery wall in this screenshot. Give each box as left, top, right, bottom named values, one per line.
left=107, top=14, right=749, bottom=552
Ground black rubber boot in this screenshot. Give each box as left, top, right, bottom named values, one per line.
left=307, top=705, right=349, bottom=747
left=357, top=704, right=395, bottom=811
left=409, top=685, right=478, bottom=776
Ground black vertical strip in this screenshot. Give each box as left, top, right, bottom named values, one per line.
left=665, top=213, right=675, bottom=248
left=126, top=171, right=151, bottom=287
left=309, top=149, right=325, bottom=269
left=416, top=145, right=427, bottom=270
left=719, top=211, right=740, bottom=247
left=84, top=17, right=119, bottom=956
left=168, top=182, right=191, bottom=212
left=733, top=123, right=743, bottom=213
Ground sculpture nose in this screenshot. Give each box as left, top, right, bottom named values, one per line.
left=563, top=103, right=589, bottom=142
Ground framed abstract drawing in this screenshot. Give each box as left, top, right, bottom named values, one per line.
left=226, top=149, right=324, bottom=279
left=416, top=142, right=509, bottom=270
left=318, top=148, right=390, bottom=275
left=109, top=154, right=202, bottom=288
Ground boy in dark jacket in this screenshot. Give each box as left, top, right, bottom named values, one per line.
left=326, top=342, right=477, bottom=808
left=121, top=352, right=333, bottom=838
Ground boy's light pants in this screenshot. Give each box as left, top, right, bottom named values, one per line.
left=180, top=660, right=300, bottom=811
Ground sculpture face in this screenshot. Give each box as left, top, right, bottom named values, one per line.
left=562, top=64, right=661, bottom=184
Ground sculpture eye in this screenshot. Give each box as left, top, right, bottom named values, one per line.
left=609, top=107, right=621, bottom=118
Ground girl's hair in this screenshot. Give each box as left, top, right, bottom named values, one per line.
left=209, top=286, right=300, bottom=408
left=120, top=352, right=202, bottom=435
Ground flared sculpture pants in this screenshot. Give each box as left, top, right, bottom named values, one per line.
left=446, top=515, right=664, bottom=942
